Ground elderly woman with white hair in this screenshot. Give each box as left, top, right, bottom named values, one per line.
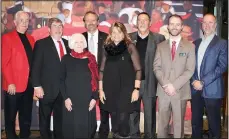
left=60, top=33, right=99, bottom=139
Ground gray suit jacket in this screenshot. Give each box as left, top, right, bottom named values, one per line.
left=129, top=32, right=165, bottom=97
left=153, top=38, right=195, bottom=100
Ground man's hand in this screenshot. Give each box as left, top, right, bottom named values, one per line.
left=163, top=83, right=176, bottom=96
left=34, top=87, right=44, bottom=98
left=8, top=84, right=16, bottom=95
left=65, top=98, right=72, bottom=111
left=192, top=80, right=203, bottom=90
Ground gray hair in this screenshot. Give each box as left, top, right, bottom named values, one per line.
left=68, top=33, right=87, bottom=49
left=14, top=11, right=29, bottom=21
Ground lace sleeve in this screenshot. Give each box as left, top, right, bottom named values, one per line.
left=128, top=43, right=142, bottom=80
left=99, top=48, right=107, bottom=81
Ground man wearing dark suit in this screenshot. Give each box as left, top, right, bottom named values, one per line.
left=191, top=14, right=228, bottom=139
left=82, top=11, right=108, bottom=139
left=2, top=11, right=35, bottom=139
left=129, top=12, right=165, bottom=139
left=31, top=18, right=70, bottom=139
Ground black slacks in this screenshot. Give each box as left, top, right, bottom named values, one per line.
left=39, top=93, right=63, bottom=139
left=129, top=80, right=157, bottom=138
left=99, top=109, right=130, bottom=138
left=4, top=83, right=34, bottom=139
left=191, top=92, right=222, bottom=139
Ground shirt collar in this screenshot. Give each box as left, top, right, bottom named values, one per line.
left=51, top=36, right=62, bottom=42
left=137, top=31, right=149, bottom=39
left=88, top=29, right=98, bottom=37
left=169, top=35, right=182, bottom=44
left=202, top=33, right=215, bottom=42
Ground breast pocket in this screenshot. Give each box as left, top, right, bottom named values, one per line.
left=178, top=52, right=188, bottom=65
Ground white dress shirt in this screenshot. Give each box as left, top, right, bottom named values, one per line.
left=169, top=35, right=182, bottom=50
left=197, top=33, right=215, bottom=78
left=87, top=29, right=99, bottom=62
left=51, top=37, right=67, bottom=60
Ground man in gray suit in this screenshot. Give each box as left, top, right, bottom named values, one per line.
left=129, top=12, right=165, bottom=139
left=153, top=15, right=195, bottom=138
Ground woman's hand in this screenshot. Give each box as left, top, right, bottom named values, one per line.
left=65, top=98, right=72, bottom=111
left=131, top=89, right=139, bottom=103
left=89, top=99, right=96, bottom=111
left=99, top=90, right=106, bottom=104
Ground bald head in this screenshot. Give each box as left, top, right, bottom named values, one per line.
left=14, top=11, right=29, bottom=34
left=202, top=13, right=217, bottom=37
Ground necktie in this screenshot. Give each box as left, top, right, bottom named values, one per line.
left=57, top=41, right=64, bottom=59
left=171, top=41, right=176, bottom=61
left=89, top=34, right=94, bottom=54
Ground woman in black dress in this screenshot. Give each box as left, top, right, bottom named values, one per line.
left=60, top=33, right=99, bottom=139
left=99, top=22, right=142, bottom=138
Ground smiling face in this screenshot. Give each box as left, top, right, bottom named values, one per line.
left=167, top=16, right=183, bottom=36
left=111, top=27, right=124, bottom=44
left=84, top=13, right=98, bottom=33
left=14, top=11, right=29, bottom=34
left=202, top=14, right=217, bottom=36
left=137, top=14, right=150, bottom=33
left=69, top=33, right=87, bottom=53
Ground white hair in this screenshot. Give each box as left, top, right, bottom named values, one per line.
left=68, top=33, right=87, bottom=49
left=14, top=11, right=29, bottom=21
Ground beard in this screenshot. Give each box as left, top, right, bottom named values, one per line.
left=168, top=29, right=182, bottom=36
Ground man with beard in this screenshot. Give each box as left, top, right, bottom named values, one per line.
left=129, top=12, right=165, bottom=139
left=31, top=18, right=70, bottom=139
left=153, top=15, right=195, bottom=138
left=82, top=11, right=108, bottom=139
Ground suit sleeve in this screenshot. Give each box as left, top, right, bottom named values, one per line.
left=1, top=35, right=15, bottom=85
left=153, top=45, right=170, bottom=86
left=202, top=40, right=228, bottom=87
left=172, top=44, right=196, bottom=90
left=31, top=41, right=43, bottom=87
left=60, top=56, right=69, bottom=100
left=159, top=35, right=166, bottom=43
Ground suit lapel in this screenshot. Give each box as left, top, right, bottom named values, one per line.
left=13, top=31, right=28, bottom=61
left=131, top=32, right=138, bottom=45
left=48, top=36, right=61, bottom=61
left=173, top=38, right=184, bottom=63
left=84, top=32, right=89, bottom=47
left=165, top=40, right=172, bottom=63
left=200, top=35, right=218, bottom=77
left=62, top=38, right=70, bottom=53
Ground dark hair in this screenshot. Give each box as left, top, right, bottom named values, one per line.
left=104, top=22, right=132, bottom=46
left=137, top=12, right=150, bottom=21
left=83, top=11, right=99, bottom=22
left=168, top=14, right=183, bottom=25
left=48, top=18, right=63, bottom=28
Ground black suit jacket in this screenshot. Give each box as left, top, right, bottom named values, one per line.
left=31, top=36, right=70, bottom=99
left=82, top=31, right=107, bottom=68
left=129, top=32, right=165, bottom=97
